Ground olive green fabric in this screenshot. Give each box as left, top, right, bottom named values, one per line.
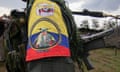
left=27, top=57, right=75, bottom=72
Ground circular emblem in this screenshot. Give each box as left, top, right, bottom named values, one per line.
left=29, top=18, right=61, bottom=50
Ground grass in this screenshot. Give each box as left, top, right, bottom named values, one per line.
left=89, top=48, right=120, bottom=72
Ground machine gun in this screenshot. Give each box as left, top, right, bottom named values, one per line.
left=73, top=11, right=120, bottom=71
